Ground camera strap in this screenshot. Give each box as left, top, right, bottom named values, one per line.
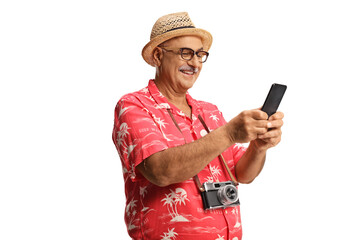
left=166, top=109, right=204, bottom=191
left=166, top=109, right=238, bottom=193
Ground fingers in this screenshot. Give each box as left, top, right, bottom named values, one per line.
left=252, top=109, right=269, bottom=120
left=258, top=111, right=283, bottom=140
left=240, top=109, right=268, bottom=120
left=267, top=119, right=283, bottom=129
left=258, top=128, right=282, bottom=139
left=246, top=115, right=268, bottom=134
left=250, top=110, right=284, bottom=149
left=269, top=111, right=284, bottom=121
left=250, top=110, right=283, bottom=129
left=244, top=120, right=268, bottom=140
left=255, top=127, right=268, bottom=136
left=253, top=119, right=268, bottom=127
left=244, top=110, right=283, bottom=131
left=229, top=109, right=284, bottom=144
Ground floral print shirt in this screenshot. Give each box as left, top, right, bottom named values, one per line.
left=112, top=80, right=247, bottom=240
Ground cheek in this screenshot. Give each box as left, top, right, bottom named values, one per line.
left=162, top=58, right=181, bottom=73
left=160, top=61, right=176, bottom=75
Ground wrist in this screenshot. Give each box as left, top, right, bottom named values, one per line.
left=222, top=123, right=236, bottom=145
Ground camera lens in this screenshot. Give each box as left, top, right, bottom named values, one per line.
left=217, top=185, right=239, bottom=205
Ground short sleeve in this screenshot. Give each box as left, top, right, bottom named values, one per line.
left=112, top=95, right=169, bottom=181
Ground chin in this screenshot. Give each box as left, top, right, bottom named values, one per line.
left=181, top=76, right=198, bottom=89
left=182, top=71, right=199, bottom=81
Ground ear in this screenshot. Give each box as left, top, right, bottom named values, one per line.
left=152, top=47, right=163, bottom=67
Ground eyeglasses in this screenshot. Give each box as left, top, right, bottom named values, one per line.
left=160, top=47, right=209, bottom=63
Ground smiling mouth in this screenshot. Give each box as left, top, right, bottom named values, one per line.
left=180, top=69, right=196, bottom=75
left=179, top=66, right=199, bottom=76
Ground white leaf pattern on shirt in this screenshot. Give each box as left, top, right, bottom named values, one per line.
left=161, top=188, right=190, bottom=222
left=215, top=234, right=225, bottom=240
left=161, top=228, right=178, bottom=240
left=155, top=103, right=171, bottom=109
left=210, top=113, right=219, bottom=122
left=126, top=198, right=139, bottom=231
left=209, top=165, right=222, bottom=182
left=139, top=186, right=155, bottom=214
left=153, top=114, right=172, bottom=141
left=116, top=122, right=130, bottom=146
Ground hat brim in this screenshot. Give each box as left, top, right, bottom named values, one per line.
left=142, top=28, right=213, bottom=66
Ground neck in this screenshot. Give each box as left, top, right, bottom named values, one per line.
left=154, top=76, right=188, bottom=107
left=154, top=76, right=192, bottom=118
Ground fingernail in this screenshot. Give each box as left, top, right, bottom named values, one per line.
left=267, top=122, right=272, bottom=128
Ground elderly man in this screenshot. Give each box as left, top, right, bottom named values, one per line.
left=112, top=12, right=284, bottom=240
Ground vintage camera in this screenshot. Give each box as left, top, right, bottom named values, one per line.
left=200, top=181, right=240, bottom=210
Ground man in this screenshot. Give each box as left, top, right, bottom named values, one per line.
left=112, top=12, right=284, bottom=240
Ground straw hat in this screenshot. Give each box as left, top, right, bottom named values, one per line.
left=142, top=12, right=213, bottom=66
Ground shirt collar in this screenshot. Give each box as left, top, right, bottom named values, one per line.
left=148, top=79, right=171, bottom=108
left=147, top=79, right=201, bottom=116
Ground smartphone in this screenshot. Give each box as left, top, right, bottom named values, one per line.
left=261, top=83, right=287, bottom=118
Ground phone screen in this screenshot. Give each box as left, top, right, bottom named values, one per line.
left=261, top=83, right=287, bottom=118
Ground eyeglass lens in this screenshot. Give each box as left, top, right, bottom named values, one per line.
left=180, top=48, right=208, bottom=63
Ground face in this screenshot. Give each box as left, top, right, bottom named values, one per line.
left=153, top=35, right=204, bottom=93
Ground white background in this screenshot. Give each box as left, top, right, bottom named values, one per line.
left=1, top=0, right=359, bottom=239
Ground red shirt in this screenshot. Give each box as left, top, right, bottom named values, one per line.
left=112, top=80, right=247, bottom=240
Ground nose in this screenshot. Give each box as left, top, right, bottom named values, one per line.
left=187, top=55, right=202, bottom=69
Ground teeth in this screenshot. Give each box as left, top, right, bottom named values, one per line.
left=181, top=70, right=193, bottom=75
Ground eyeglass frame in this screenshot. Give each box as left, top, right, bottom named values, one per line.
left=159, top=47, right=209, bottom=63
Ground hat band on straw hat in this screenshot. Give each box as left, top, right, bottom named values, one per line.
left=165, top=26, right=195, bottom=33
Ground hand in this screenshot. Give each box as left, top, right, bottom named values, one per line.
left=226, top=109, right=269, bottom=143
left=253, top=111, right=284, bottom=151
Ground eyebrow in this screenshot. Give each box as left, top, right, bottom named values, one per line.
left=183, top=47, right=204, bottom=51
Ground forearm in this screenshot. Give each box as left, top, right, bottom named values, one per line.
left=235, top=141, right=267, bottom=184
left=137, top=124, right=233, bottom=186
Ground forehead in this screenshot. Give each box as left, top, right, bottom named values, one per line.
left=163, top=35, right=203, bottom=49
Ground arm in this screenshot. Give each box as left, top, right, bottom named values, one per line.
left=137, top=109, right=272, bottom=187
left=136, top=124, right=233, bottom=187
